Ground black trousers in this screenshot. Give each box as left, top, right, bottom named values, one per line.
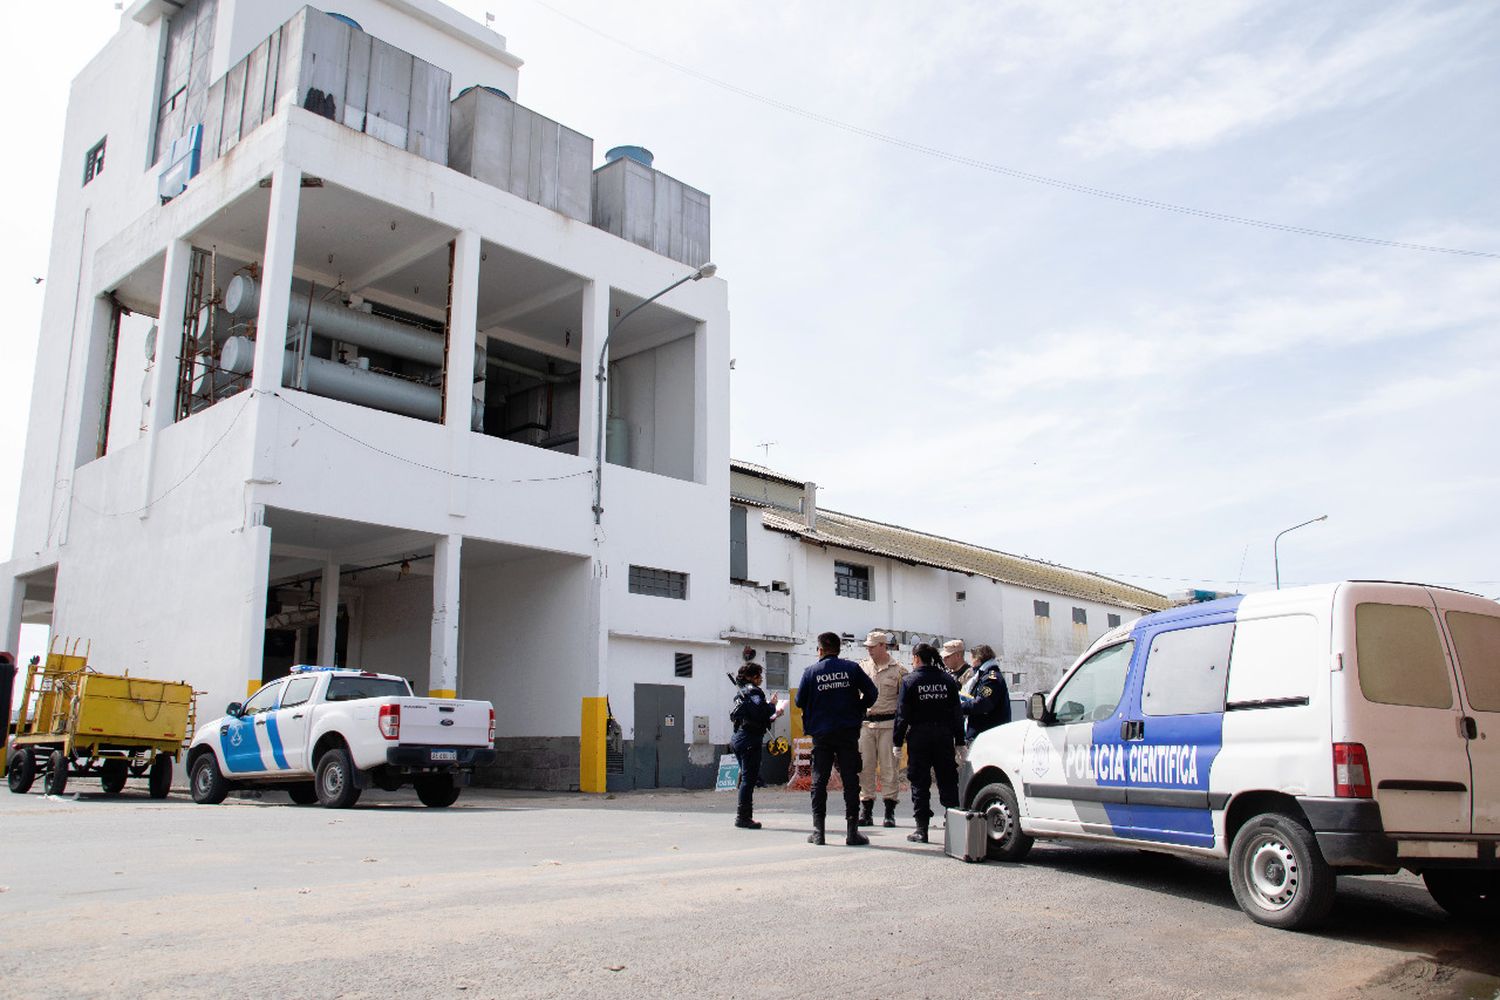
left=731, top=729, right=763, bottom=815
left=810, top=728, right=863, bottom=827
left=906, top=726, right=959, bottom=826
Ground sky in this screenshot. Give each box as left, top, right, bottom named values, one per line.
left=2, top=0, right=1498, bottom=669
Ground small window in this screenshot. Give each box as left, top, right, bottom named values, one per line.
left=1033, top=600, right=1050, bottom=618
left=1072, top=607, right=1088, bottom=626
left=1052, top=642, right=1133, bottom=724
left=241, top=683, right=282, bottom=715
left=955, top=591, right=966, bottom=603
left=765, top=651, right=789, bottom=689
left=279, top=676, right=316, bottom=709
left=326, top=676, right=413, bottom=702
left=729, top=506, right=749, bottom=581
left=83, top=137, right=106, bottom=186
left=1107, top=613, right=1122, bottom=628
left=834, top=561, right=872, bottom=601
left=1142, top=622, right=1234, bottom=716
left=674, top=653, right=693, bottom=678
left=1355, top=603, right=1453, bottom=709
left=630, top=565, right=688, bottom=600
left=1444, top=611, right=1500, bottom=712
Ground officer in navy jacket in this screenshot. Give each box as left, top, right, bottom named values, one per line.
left=961, top=643, right=1012, bottom=743
left=794, top=632, right=880, bottom=846
left=894, top=643, right=966, bottom=842
left=730, top=658, right=779, bottom=830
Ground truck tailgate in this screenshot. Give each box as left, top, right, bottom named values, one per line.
left=395, top=699, right=490, bottom=747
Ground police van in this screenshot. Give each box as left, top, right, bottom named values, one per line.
left=959, top=581, right=1499, bottom=929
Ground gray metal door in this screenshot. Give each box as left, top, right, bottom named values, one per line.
left=633, top=684, right=686, bottom=789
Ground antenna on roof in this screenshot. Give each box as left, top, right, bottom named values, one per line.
left=757, top=441, right=777, bottom=463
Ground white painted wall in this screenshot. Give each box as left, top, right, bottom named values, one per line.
left=610, top=332, right=697, bottom=482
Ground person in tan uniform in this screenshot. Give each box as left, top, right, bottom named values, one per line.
left=856, top=629, right=908, bottom=828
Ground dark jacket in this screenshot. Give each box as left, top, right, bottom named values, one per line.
left=731, top=683, right=776, bottom=736
left=961, top=661, right=1012, bottom=741
left=893, top=665, right=964, bottom=748
left=794, top=656, right=878, bottom=738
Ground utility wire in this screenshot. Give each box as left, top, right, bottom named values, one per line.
left=525, top=0, right=1500, bottom=262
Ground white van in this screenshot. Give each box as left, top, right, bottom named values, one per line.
left=959, top=581, right=1499, bottom=929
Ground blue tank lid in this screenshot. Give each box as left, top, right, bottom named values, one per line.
left=458, top=85, right=512, bottom=101
left=327, top=13, right=363, bottom=30
left=605, top=145, right=655, bottom=168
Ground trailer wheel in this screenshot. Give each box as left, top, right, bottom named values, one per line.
left=286, top=783, right=318, bottom=805
left=190, top=754, right=229, bottom=805
left=100, top=759, right=128, bottom=795
left=7, top=748, right=35, bottom=793
left=148, top=754, right=173, bottom=800
left=44, top=751, right=69, bottom=796
left=415, top=775, right=461, bottom=808
left=315, top=748, right=361, bottom=809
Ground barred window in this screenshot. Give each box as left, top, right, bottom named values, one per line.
left=629, top=565, right=688, bottom=600
left=834, top=561, right=872, bottom=601
left=765, top=651, right=789, bottom=689
left=1107, top=613, right=1122, bottom=628
left=1034, top=600, right=1050, bottom=618
left=1072, top=607, right=1088, bottom=626
left=83, top=137, right=106, bottom=186
left=674, top=653, right=693, bottom=678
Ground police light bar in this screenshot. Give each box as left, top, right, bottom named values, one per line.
left=289, top=664, right=340, bottom=673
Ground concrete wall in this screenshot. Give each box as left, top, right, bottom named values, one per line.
left=611, top=332, right=697, bottom=483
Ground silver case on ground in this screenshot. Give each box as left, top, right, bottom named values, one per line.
left=944, top=807, right=988, bottom=863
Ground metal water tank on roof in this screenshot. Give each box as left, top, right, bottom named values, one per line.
left=592, top=149, right=710, bottom=267
left=448, top=86, right=593, bottom=223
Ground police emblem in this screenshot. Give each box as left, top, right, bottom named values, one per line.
left=229, top=727, right=244, bottom=748
left=980, top=685, right=993, bottom=697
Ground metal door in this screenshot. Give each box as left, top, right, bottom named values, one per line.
left=1432, top=589, right=1500, bottom=834
left=633, top=684, right=686, bottom=789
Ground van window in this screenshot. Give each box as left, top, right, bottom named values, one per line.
left=1446, top=611, right=1500, bottom=712
left=1052, top=642, right=1133, bottom=724
left=1355, top=603, right=1452, bottom=709
left=1225, top=614, right=1319, bottom=706
left=1142, top=622, right=1233, bottom=716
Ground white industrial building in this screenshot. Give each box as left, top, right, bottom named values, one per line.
left=2, top=0, right=1166, bottom=793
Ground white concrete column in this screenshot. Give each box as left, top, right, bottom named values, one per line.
left=318, top=557, right=340, bottom=667
left=251, top=165, right=302, bottom=395
left=428, top=534, right=462, bottom=698
left=238, top=509, right=273, bottom=699
left=445, top=230, right=481, bottom=517
left=1, top=575, right=24, bottom=661
left=577, top=279, right=610, bottom=464
left=138, top=239, right=194, bottom=519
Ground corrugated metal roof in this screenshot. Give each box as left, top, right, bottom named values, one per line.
left=760, top=507, right=1170, bottom=614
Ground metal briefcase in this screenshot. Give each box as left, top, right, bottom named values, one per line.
left=944, top=807, right=988, bottom=863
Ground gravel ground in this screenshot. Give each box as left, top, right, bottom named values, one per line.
left=1, top=785, right=1496, bottom=1000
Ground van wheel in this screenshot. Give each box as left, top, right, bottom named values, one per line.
left=1424, top=870, right=1500, bottom=922
left=971, top=781, right=1033, bottom=862
left=44, top=751, right=69, bottom=796
left=190, top=754, right=230, bottom=804
left=100, top=759, right=129, bottom=795
left=315, top=748, right=361, bottom=809
left=7, top=748, right=35, bottom=793
left=1229, top=812, right=1335, bottom=930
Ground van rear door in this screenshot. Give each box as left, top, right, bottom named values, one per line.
left=1431, top=590, right=1500, bottom=835
left=1334, top=583, right=1471, bottom=835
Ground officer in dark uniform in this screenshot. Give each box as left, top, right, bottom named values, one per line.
left=961, top=643, right=1012, bottom=743
left=729, top=660, right=780, bottom=829
left=893, top=643, right=965, bottom=843
left=794, top=631, right=879, bottom=846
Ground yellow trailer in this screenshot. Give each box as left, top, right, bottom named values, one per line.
left=5, top=640, right=196, bottom=798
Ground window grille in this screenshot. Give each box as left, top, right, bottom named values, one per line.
left=834, top=561, right=872, bottom=601
left=630, top=565, right=688, bottom=600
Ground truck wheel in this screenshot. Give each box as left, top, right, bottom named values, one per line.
left=971, top=782, right=1033, bottom=862
left=190, top=754, right=230, bottom=805
left=7, top=748, right=35, bottom=793
left=44, top=751, right=69, bottom=796
left=415, top=775, right=461, bottom=808
left=1424, top=870, right=1500, bottom=922
left=315, top=748, right=361, bottom=809
left=100, top=759, right=128, bottom=795
left=1229, top=812, right=1335, bottom=930
left=286, top=783, right=318, bottom=805
left=148, top=754, right=174, bottom=799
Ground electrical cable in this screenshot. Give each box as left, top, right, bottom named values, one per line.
left=524, top=0, right=1500, bottom=261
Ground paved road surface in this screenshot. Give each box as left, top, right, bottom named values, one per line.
left=1, top=786, right=1496, bottom=999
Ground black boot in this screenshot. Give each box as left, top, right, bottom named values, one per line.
left=846, top=819, right=870, bottom=846
left=907, top=825, right=929, bottom=843
left=808, top=812, right=825, bottom=845
left=735, top=807, right=761, bottom=830
left=883, top=799, right=897, bottom=828
left=857, top=800, right=874, bottom=827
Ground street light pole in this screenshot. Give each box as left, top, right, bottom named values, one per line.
left=592, top=262, right=716, bottom=525
left=1274, top=514, right=1328, bottom=589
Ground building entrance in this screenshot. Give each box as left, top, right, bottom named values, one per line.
left=632, top=683, right=686, bottom=789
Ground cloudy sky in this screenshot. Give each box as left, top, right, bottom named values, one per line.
left=2, top=1, right=1497, bottom=669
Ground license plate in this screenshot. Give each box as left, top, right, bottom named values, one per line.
left=430, top=750, right=457, bottom=763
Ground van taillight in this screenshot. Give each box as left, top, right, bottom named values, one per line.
left=1333, top=743, right=1372, bottom=798
left=378, top=703, right=401, bottom=741
left=488, top=708, right=496, bottom=745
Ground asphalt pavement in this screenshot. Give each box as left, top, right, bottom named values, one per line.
left=1, top=784, right=1496, bottom=1000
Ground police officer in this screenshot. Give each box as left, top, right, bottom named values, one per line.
left=856, top=629, right=907, bottom=828
left=893, top=643, right=965, bottom=843
left=729, top=659, right=782, bottom=829
left=794, top=631, right=879, bottom=846
left=960, top=643, right=1012, bottom=742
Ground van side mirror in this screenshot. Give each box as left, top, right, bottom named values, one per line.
left=1027, top=692, right=1055, bottom=725
left=226, top=702, right=243, bottom=718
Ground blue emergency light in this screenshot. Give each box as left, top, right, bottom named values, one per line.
left=289, top=664, right=340, bottom=673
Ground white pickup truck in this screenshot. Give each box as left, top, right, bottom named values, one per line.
left=185, top=666, right=496, bottom=808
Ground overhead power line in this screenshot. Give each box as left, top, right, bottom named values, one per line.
left=526, top=0, right=1500, bottom=262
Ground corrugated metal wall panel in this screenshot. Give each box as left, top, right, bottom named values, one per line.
left=406, top=57, right=450, bottom=165
left=365, top=39, right=412, bottom=148
left=296, top=10, right=350, bottom=119
left=343, top=28, right=372, bottom=131
left=218, top=60, right=246, bottom=157
left=240, top=37, right=270, bottom=136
